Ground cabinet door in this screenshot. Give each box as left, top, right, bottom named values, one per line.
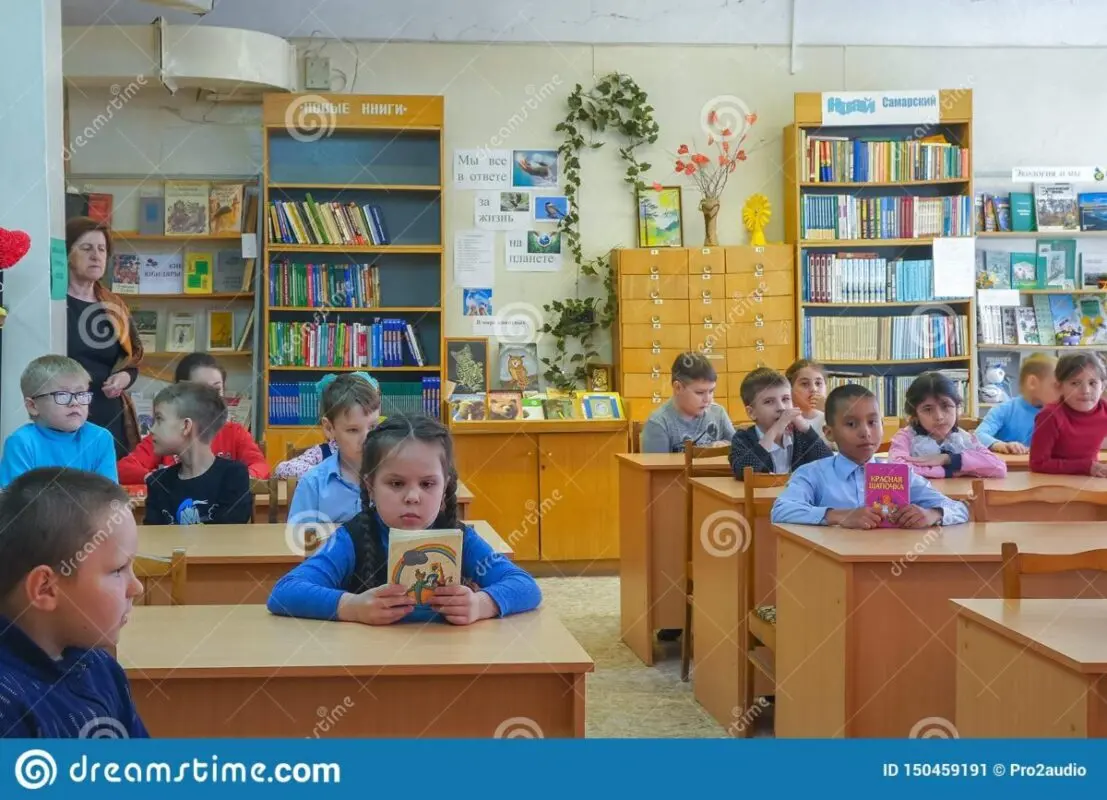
left=537, top=432, right=625, bottom=561
left=451, top=434, right=540, bottom=560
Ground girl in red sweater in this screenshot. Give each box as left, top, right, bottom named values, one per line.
left=1029, top=352, right=1107, bottom=476
left=117, top=353, right=269, bottom=485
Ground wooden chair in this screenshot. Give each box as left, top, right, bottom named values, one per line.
left=629, top=420, right=645, bottom=453
left=959, top=417, right=981, bottom=431
left=134, top=548, right=187, bottom=605
left=680, top=440, right=733, bottom=681
left=249, top=476, right=288, bottom=524
left=1001, top=541, right=1107, bottom=598
left=970, top=480, right=1107, bottom=522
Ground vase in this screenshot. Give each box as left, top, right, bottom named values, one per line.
left=700, top=198, right=720, bottom=247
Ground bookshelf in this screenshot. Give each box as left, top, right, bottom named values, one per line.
left=783, top=90, right=978, bottom=418
left=259, top=93, right=445, bottom=463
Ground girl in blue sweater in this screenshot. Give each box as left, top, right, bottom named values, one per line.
left=268, top=415, right=541, bottom=625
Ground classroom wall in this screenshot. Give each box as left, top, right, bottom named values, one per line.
left=64, top=41, right=1107, bottom=372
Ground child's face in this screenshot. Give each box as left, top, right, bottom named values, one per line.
left=1023, top=374, right=1059, bottom=407
left=826, top=396, right=884, bottom=463
left=150, top=402, right=189, bottom=456
left=673, top=378, right=716, bottom=417
left=188, top=365, right=224, bottom=396
left=368, top=439, right=447, bottom=530
left=25, top=375, right=91, bottom=433
left=913, top=393, right=959, bottom=441
left=1060, top=366, right=1104, bottom=413
left=322, top=406, right=379, bottom=470
left=746, top=383, right=793, bottom=431
left=790, top=367, right=826, bottom=413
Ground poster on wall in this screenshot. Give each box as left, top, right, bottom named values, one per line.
left=453, top=149, right=511, bottom=189
left=462, top=288, right=493, bottom=316
left=453, top=230, right=495, bottom=288
left=533, top=195, right=569, bottom=222
left=512, top=150, right=559, bottom=188
left=505, top=231, right=563, bottom=272
left=475, top=190, right=531, bottom=230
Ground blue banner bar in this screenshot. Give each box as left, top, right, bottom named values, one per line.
left=0, top=740, right=1102, bottom=798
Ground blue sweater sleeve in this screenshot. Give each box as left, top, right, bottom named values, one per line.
left=975, top=402, right=1010, bottom=448
left=460, top=525, right=542, bottom=617
left=0, top=433, right=33, bottom=489
left=93, top=427, right=119, bottom=482
left=267, top=527, right=356, bottom=620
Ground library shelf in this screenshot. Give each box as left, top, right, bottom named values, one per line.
left=267, top=306, right=439, bottom=313
left=122, top=293, right=254, bottom=301
left=816, top=357, right=972, bottom=366
left=802, top=299, right=971, bottom=309
left=268, top=182, right=441, bottom=192
left=799, top=178, right=970, bottom=188
left=266, top=244, right=444, bottom=254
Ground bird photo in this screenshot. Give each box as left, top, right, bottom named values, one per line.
left=512, top=150, right=559, bottom=187
left=534, top=195, right=569, bottom=222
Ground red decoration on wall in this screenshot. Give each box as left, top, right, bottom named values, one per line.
left=0, top=227, right=31, bottom=270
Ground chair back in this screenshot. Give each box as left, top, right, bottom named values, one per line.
left=971, top=479, right=1107, bottom=522
left=741, top=466, right=790, bottom=603
left=134, top=547, right=187, bottom=606
left=629, top=420, right=645, bottom=453
left=1001, top=540, right=1107, bottom=598
left=249, top=476, right=288, bottom=524
left=682, top=440, right=732, bottom=478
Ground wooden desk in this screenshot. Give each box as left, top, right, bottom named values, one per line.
left=119, top=604, right=592, bottom=738
left=137, top=519, right=512, bottom=605
left=999, top=452, right=1107, bottom=472
left=774, top=521, right=1107, bottom=738
left=953, top=598, right=1107, bottom=738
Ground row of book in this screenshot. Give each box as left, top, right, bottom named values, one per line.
left=976, top=241, right=1092, bottom=292
left=801, top=253, right=938, bottom=304
left=978, top=185, right=1107, bottom=234
left=802, top=314, right=970, bottom=361
left=267, top=379, right=442, bottom=425
left=978, top=294, right=1107, bottom=348
left=269, top=261, right=382, bottom=308
left=826, top=370, right=970, bottom=419
left=68, top=182, right=254, bottom=237
left=450, top=391, right=623, bottom=422
left=801, top=132, right=968, bottom=184
left=111, top=250, right=254, bottom=296
left=267, top=198, right=391, bottom=246
left=267, top=319, right=428, bottom=369
left=801, top=194, right=974, bottom=240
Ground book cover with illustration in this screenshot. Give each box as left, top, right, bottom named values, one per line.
left=387, top=528, right=464, bottom=607
left=864, top=462, right=910, bottom=528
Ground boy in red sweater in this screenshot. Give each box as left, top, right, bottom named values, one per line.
left=118, top=353, right=269, bottom=484
left=1029, top=352, right=1107, bottom=476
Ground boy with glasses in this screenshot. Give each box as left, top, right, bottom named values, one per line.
left=0, top=356, right=118, bottom=486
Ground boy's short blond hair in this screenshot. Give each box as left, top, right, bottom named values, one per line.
left=20, top=355, right=91, bottom=398
left=1020, top=353, right=1057, bottom=385
left=153, top=382, right=228, bottom=444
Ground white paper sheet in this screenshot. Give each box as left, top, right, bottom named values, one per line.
left=932, top=236, right=976, bottom=299
left=453, top=230, right=495, bottom=288
left=453, top=149, right=511, bottom=189
left=504, top=231, right=562, bottom=272
left=977, top=289, right=1021, bottom=307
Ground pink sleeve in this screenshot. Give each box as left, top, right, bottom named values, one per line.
left=887, top=428, right=944, bottom=478
left=274, top=443, right=326, bottom=479
left=955, top=433, right=1008, bottom=478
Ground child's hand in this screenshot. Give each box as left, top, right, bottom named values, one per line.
left=430, top=585, right=495, bottom=625
left=893, top=504, right=942, bottom=529
left=810, top=394, right=826, bottom=412
left=836, top=506, right=884, bottom=529
left=791, top=412, right=812, bottom=434
left=340, top=584, right=415, bottom=625
left=1091, top=462, right=1107, bottom=478
left=1007, top=442, right=1029, bottom=455
left=770, top=408, right=803, bottom=438
left=906, top=454, right=951, bottom=467
left=989, top=442, right=1010, bottom=454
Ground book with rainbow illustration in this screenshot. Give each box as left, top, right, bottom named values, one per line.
left=864, top=462, right=910, bottom=528
left=387, top=528, right=464, bottom=606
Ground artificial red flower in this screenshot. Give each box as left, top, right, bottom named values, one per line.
left=677, top=144, right=689, bottom=155
left=707, top=135, right=714, bottom=146
left=684, top=164, right=696, bottom=175
left=652, top=182, right=663, bottom=191
left=718, top=154, right=727, bottom=165
left=746, top=112, right=758, bottom=125
left=736, top=150, right=747, bottom=161
left=692, top=153, right=710, bottom=165
left=722, top=141, right=730, bottom=153
left=721, top=128, right=732, bottom=138
left=707, top=110, right=718, bottom=125
left=675, top=159, right=685, bottom=171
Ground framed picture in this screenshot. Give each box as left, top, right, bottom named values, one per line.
left=586, top=362, right=613, bottom=392
left=637, top=185, right=683, bottom=248
left=498, top=343, right=540, bottom=391
left=487, top=390, right=523, bottom=420
left=581, top=393, right=624, bottom=420
left=445, top=337, right=490, bottom=395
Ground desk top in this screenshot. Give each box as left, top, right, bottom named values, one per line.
left=616, top=452, right=729, bottom=471
left=952, top=598, right=1107, bottom=673
left=118, top=605, right=593, bottom=678
left=126, top=480, right=474, bottom=507
left=774, top=521, right=1107, bottom=563
left=137, top=519, right=512, bottom=563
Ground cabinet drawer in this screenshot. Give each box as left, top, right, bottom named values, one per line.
left=621, top=324, right=691, bottom=350
left=690, top=318, right=728, bottom=350
left=622, top=348, right=687, bottom=374
left=621, top=300, right=689, bottom=325
left=688, top=273, right=726, bottom=306
left=743, top=294, right=795, bottom=323
left=728, top=344, right=796, bottom=373
left=728, top=373, right=750, bottom=406
left=726, top=271, right=794, bottom=299
left=727, top=320, right=794, bottom=349
left=687, top=247, right=726, bottom=275
left=620, top=274, right=690, bottom=300
left=616, top=248, right=688, bottom=275
left=728, top=393, right=752, bottom=423
left=625, top=395, right=667, bottom=421
left=623, top=373, right=672, bottom=398
left=724, top=245, right=794, bottom=274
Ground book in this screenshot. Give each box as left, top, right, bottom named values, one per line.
left=864, top=462, right=910, bottom=528
left=184, top=252, right=213, bottom=294
left=166, top=311, right=196, bottom=352
left=214, top=250, right=246, bottom=293
left=132, top=309, right=158, bottom=351
left=165, top=181, right=211, bottom=235
left=1009, top=252, right=1037, bottom=290
left=581, top=392, right=623, bottom=419
left=111, top=253, right=140, bottom=294
left=138, top=196, right=164, bottom=236
left=1009, top=192, right=1034, bottom=232
left=387, top=528, right=464, bottom=607
left=137, top=254, right=183, bottom=294
left=207, top=310, right=235, bottom=351
left=487, top=390, right=523, bottom=420
left=1033, top=183, right=1079, bottom=231
left=1082, top=253, right=1107, bottom=289
left=209, top=184, right=244, bottom=234
left=1078, top=192, right=1107, bottom=231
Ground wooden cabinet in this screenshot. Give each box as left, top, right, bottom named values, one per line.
left=612, top=245, right=797, bottom=424
left=449, top=421, right=627, bottom=561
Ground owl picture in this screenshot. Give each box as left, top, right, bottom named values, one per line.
left=507, top=354, right=530, bottom=391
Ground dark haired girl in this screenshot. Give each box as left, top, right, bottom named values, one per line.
left=1030, top=352, right=1107, bottom=476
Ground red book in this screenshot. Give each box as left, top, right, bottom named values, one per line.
left=864, top=462, right=910, bottom=528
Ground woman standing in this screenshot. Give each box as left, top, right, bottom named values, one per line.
left=66, top=216, right=145, bottom=459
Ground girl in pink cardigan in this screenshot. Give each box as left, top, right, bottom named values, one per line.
left=889, top=371, right=1007, bottom=479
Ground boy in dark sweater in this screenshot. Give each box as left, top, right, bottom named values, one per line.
left=730, top=367, right=832, bottom=476
left=0, top=468, right=147, bottom=738
left=145, top=382, right=252, bottom=525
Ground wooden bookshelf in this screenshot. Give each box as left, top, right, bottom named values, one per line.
left=260, top=93, right=445, bottom=453
left=784, top=89, right=978, bottom=415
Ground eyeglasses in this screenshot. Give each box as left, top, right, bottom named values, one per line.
left=33, top=391, right=94, bottom=406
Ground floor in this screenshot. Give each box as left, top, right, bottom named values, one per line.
left=537, top=576, right=773, bottom=738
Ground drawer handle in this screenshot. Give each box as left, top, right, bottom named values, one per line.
left=755, top=338, right=765, bottom=352
left=752, top=292, right=763, bottom=302
left=651, top=367, right=661, bottom=378
left=651, top=315, right=661, bottom=325
left=650, top=290, right=662, bottom=303
left=650, top=249, right=660, bottom=255
left=755, top=314, right=765, bottom=327
left=754, top=263, right=765, bottom=277
left=651, top=341, right=662, bottom=353
left=702, top=265, right=712, bottom=275
left=702, top=290, right=712, bottom=300
left=652, top=392, right=662, bottom=404
left=650, top=265, right=659, bottom=274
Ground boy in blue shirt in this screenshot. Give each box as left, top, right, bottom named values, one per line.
left=771, top=384, right=969, bottom=528
left=0, top=355, right=118, bottom=487
left=977, top=354, right=1058, bottom=454
left=0, top=468, right=147, bottom=738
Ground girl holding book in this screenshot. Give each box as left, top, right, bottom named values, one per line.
left=888, top=372, right=1007, bottom=479
left=268, top=415, right=541, bottom=625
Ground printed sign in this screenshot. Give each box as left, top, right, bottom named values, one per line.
left=1011, top=166, right=1106, bottom=183
left=821, top=90, right=940, bottom=126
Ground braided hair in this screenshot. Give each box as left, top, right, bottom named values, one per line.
left=344, top=414, right=460, bottom=593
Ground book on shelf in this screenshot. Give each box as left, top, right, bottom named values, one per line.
left=224, top=394, right=253, bottom=432
left=979, top=291, right=1107, bottom=347
left=268, top=261, right=381, bottom=307
left=799, top=131, right=968, bottom=183
left=165, top=181, right=212, bottom=235
left=802, top=252, right=935, bottom=303
left=1010, top=192, right=1034, bottom=231
left=207, top=310, right=235, bottom=351
left=1037, top=239, right=1077, bottom=289
left=267, top=378, right=441, bottom=425
left=214, top=252, right=247, bottom=293
left=1033, top=183, right=1079, bottom=232
left=114, top=249, right=244, bottom=295
left=1082, top=253, right=1107, bottom=288
left=137, top=254, right=183, bottom=294
left=166, top=312, right=197, bottom=352
left=184, top=252, right=214, bottom=294
left=387, top=528, right=463, bottom=607
left=802, top=314, right=969, bottom=361
left=111, top=254, right=140, bottom=294
left=132, top=310, right=158, bottom=351
left=976, top=243, right=1078, bottom=291
left=1079, top=193, right=1107, bottom=232
left=138, top=196, right=164, bottom=235
left=66, top=191, right=113, bottom=226
left=267, top=318, right=426, bottom=368
left=826, top=370, right=969, bottom=418
left=801, top=194, right=973, bottom=240
left=209, top=184, right=245, bottom=234
left=267, top=198, right=391, bottom=246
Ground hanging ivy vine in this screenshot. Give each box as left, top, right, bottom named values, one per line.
left=540, top=73, right=659, bottom=391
